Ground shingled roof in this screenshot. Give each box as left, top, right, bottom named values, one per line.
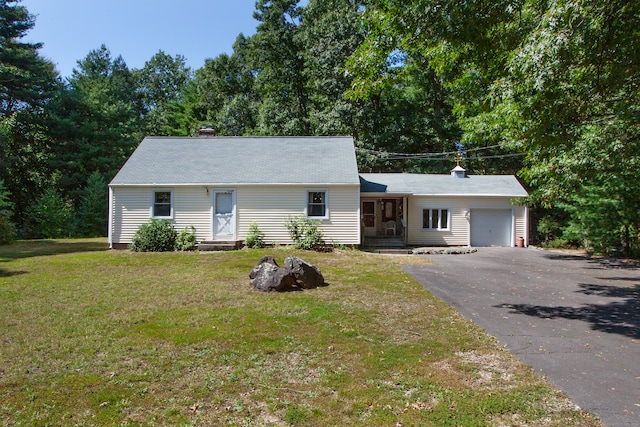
left=110, top=136, right=360, bottom=186
left=359, top=173, right=528, bottom=197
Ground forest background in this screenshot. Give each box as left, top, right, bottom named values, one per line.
left=1, top=0, right=638, bottom=256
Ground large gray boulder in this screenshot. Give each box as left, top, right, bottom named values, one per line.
left=249, top=256, right=297, bottom=292
left=249, top=255, right=278, bottom=279
left=249, top=256, right=324, bottom=292
left=284, top=256, right=325, bottom=289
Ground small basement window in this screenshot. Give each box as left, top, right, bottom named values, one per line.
left=307, top=190, right=328, bottom=219
left=422, top=208, right=449, bottom=230
left=152, top=190, right=173, bottom=218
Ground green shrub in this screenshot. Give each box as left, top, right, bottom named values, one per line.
left=23, top=188, right=74, bottom=239
left=284, top=215, right=325, bottom=250
left=175, top=226, right=197, bottom=251
left=245, top=221, right=265, bottom=248
left=130, top=219, right=177, bottom=252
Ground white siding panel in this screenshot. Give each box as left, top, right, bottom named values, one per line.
left=237, top=185, right=360, bottom=245
left=111, top=187, right=151, bottom=244
left=407, top=197, right=468, bottom=246
left=111, top=187, right=213, bottom=244
left=407, top=196, right=527, bottom=247
left=172, top=188, right=212, bottom=241
left=112, top=184, right=361, bottom=245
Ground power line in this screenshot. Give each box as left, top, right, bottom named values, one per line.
left=356, top=146, right=524, bottom=162
left=357, top=144, right=505, bottom=157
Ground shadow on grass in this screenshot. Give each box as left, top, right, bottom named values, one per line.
left=497, top=283, right=640, bottom=339
left=0, top=239, right=108, bottom=262
left=0, top=268, right=27, bottom=278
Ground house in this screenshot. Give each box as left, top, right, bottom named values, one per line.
left=108, top=136, right=362, bottom=248
left=359, top=168, right=529, bottom=247
left=108, top=136, right=529, bottom=249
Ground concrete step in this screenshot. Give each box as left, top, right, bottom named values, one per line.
left=198, top=241, right=242, bottom=251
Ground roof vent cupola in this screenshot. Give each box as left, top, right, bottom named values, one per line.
left=451, top=165, right=466, bottom=178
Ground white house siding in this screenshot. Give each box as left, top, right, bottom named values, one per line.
left=111, top=187, right=150, bottom=244
left=407, top=196, right=527, bottom=247
left=172, top=188, right=213, bottom=240
left=236, top=185, right=360, bottom=245
left=110, top=186, right=212, bottom=244
left=514, top=205, right=528, bottom=244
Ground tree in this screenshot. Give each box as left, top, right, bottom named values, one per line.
left=22, top=187, right=74, bottom=239
left=76, top=172, right=108, bottom=237
left=250, top=0, right=310, bottom=135
left=46, top=45, right=143, bottom=202
left=490, top=0, right=640, bottom=255
left=347, top=0, right=640, bottom=255
left=0, top=0, right=58, bottom=117
left=301, top=0, right=367, bottom=135
left=0, top=109, right=54, bottom=228
left=135, top=50, right=192, bottom=135
left=193, top=35, right=259, bottom=135
left=0, top=0, right=58, bottom=230
left=0, top=179, right=16, bottom=243
left=344, top=1, right=466, bottom=172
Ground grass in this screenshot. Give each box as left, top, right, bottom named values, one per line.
left=0, top=239, right=603, bottom=426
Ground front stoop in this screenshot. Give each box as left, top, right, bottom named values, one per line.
left=367, top=248, right=413, bottom=255
left=198, top=241, right=242, bottom=251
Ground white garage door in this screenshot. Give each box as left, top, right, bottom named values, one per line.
left=470, top=209, right=513, bottom=247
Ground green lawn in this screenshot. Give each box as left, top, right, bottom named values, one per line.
left=0, top=240, right=602, bottom=426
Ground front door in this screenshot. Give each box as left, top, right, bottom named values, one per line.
left=362, top=201, right=376, bottom=237
left=213, top=190, right=235, bottom=239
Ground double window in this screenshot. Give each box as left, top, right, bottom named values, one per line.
left=152, top=190, right=173, bottom=218
left=423, top=208, right=449, bottom=230
left=306, top=189, right=328, bottom=219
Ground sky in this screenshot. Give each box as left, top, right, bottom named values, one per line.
left=20, top=0, right=262, bottom=78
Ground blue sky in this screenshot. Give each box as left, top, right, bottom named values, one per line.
left=20, top=0, right=261, bottom=78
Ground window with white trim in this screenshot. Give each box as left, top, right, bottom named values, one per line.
left=152, top=190, right=173, bottom=218
left=306, top=190, right=328, bottom=219
left=422, top=208, right=449, bottom=230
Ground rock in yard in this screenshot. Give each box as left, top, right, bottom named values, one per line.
left=249, top=261, right=297, bottom=292
left=284, top=256, right=325, bottom=289
left=249, top=255, right=278, bottom=279
left=249, top=256, right=324, bottom=292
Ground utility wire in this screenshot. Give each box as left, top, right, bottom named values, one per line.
left=356, top=146, right=524, bottom=161
left=357, top=144, right=507, bottom=158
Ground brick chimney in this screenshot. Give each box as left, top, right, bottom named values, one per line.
left=198, top=125, right=217, bottom=137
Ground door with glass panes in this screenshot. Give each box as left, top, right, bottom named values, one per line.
left=213, top=190, right=235, bottom=239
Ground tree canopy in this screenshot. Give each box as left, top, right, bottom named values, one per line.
left=0, top=0, right=638, bottom=256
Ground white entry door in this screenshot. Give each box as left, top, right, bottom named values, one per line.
left=213, top=190, right=235, bottom=239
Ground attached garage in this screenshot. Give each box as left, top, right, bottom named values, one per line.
left=361, top=169, right=528, bottom=248
left=470, top=208, right=514, bottom=247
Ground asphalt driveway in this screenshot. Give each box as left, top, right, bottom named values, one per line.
left=402, top=247, right=639, bottom=427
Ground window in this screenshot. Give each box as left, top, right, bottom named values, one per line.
left=307, top=190, right=328, bottom=219
left=152, top=190, right=172, bottom=218
left=423, top=208, right=449, bottom=230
